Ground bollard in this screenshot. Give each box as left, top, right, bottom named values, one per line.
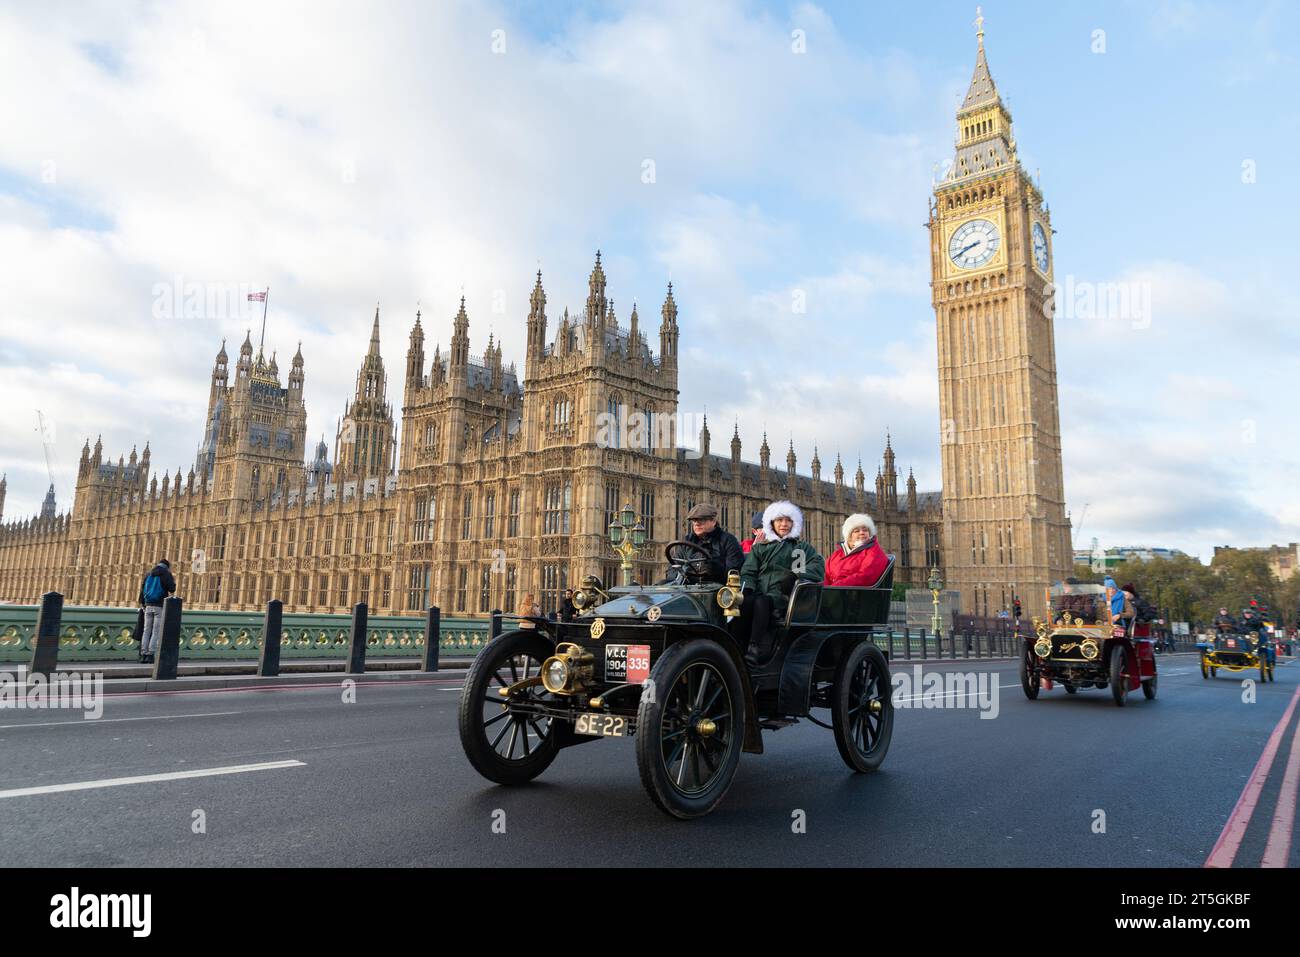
left=258, top=600, right=283, bottom=677
left=921, top=627, right=928, bottom=660
left=421, top=606, right=441, bottom=673
left=347, top=602, right=368, bottom=675
left=29, top=591, right=64, bottom=676
left=903, top=627, right=911, bottom=660
left=965, top=631, right=971, bottom=659
left=491, top=608, right=503, bottom=639
left=887, top=629, right=895, bottom=660
left=152, top=596, right=183, bottom=680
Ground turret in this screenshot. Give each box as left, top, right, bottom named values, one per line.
left=759, top=432, right=770, bottom=472
left=699, top=414, right=711, bottom=459
left=449, top=297, right=470, bottom=373
left=289, top=341, right=304, bottom=394
left=406, top=310, right=426, bottom=393
left=659, top=281, right=679, bottom=369
left=586, top=250, right=608, bottom=328
left=907, top=467, right=918, bottom=512
left=526, top=271, right=547, bottom=370
left=237, top=330, right=253, bottom=377
left=730, top=421, right=741, bottom=467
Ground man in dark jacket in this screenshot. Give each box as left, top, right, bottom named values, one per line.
left=138, top=559, right=177, bottom=664
left=683, top=503, right=744, bottom=584
left=559, top=589, right=577, bottom=623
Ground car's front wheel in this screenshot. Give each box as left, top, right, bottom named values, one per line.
left=1019, top=642, right=1040, bottom=700
left=635, top=639, right=744, bottom=820
left=458, top=631, right=561, bottom=785
left=831, top=640, right=893, bottom=773
left=1110, top=644, right=1128, bottom=707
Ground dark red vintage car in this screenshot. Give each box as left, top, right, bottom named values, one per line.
left=1021, top=584, right=1157, bottom=706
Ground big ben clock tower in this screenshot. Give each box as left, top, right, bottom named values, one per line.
left=931, top=12, right=1071, bottom=620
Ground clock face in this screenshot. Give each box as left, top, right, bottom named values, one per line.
left=948, top=218, right=1001, bottom=270
left=1032, top=221, right=1049, bottom=272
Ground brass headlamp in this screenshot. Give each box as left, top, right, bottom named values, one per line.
left=716, top=571, right=742, bottom=618
left=541, top=642, right=595, bottom=695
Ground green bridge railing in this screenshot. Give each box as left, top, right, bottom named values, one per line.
left=0, top=604, right=492, bottom=662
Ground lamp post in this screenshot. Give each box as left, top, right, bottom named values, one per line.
left=608, top=503, right=647, bottom=587
left=928, top=566, right=944, bottom=644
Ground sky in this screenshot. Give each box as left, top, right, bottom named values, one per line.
left=1, top=0, right=1297, bottom=562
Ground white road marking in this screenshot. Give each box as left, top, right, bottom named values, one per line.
left=0, top=759, right=306, bottom=800
left=0, top=711, right=241, bottom=730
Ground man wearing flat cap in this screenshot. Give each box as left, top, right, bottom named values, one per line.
left=683, top=502, right=744, bottom=584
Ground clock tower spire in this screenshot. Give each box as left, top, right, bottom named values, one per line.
left=930, top=12, right=1071, bottom=621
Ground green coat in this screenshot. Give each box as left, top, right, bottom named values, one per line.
left=740, top=536, right=825, bottom=606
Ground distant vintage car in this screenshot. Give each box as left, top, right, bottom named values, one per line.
left=1198, top=631, right=1274, bottom=682
left=458, top=540, right=896, bottom=819
left=1021, top=584, right=1157, bottom=706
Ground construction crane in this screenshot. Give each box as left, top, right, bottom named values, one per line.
left=36, top=410, right=57, bottom=497
left=1071, top=503, right=1090, bottom=548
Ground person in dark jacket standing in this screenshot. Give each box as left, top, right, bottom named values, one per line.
left=138, top=559, right=176, bottom=664
left=560, top=589, right=577, bottom=623
left=682, top=503, right=744, bottom=584
left=741, top=511, right=765, bottom=554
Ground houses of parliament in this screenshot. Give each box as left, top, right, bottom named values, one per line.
left=0, top=23, right=1070, bottom=619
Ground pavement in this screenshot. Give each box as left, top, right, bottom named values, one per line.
left=0, top=652, right=1295, bottom=867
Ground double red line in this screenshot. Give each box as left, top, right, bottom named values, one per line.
left=1205, top=683, right=1300, bottom=868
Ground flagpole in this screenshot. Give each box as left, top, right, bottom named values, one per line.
left=258, top=287, right=270, bottom=354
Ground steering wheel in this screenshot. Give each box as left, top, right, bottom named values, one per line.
left=664, top=540, right=714, bottom=582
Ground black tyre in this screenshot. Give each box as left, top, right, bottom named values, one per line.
left=1064, top=683, right=1078, bottom=695
left=458, top=631, right=560, bottom=785
left=1142, top=674, right=1157, bottom=700
left=1200, top=655, right=1208, bottom=679
left=635, top=639, right=744, bottom=820
left=1110, top=644, right=1128, bottom=707
left=1019, top=642, right=1040, bottom=700
left=831, top=641, right=894, bottom=773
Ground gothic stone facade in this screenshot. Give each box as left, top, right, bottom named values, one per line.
left=0, top=254, right=943, bottom=618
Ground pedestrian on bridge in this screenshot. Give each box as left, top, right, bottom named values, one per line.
left=137, top=559, right=176, bottom=664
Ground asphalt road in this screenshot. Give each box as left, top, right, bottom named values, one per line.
left=0, top=653, right=1295, bottom=867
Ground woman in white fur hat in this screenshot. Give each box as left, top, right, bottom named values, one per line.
left=824, top=513, right=889, bottom=587
left=737, top=500, right=826, bottom=659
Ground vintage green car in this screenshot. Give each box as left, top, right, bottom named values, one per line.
left=458, top=541, right=896, bottom=819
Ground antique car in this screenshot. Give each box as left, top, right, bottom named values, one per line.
left=1198, top=630, right=1274, bottom=682
left=457, top=540, right=896, bottom=819
left=1021, top=583, right=1157, bottom=706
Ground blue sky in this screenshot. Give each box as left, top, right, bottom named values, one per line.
left=1, top=0, right=1297, bottom=560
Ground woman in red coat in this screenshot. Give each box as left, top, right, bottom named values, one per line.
left=825, top=513, right=889, bottom=587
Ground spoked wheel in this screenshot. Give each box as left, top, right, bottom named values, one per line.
left=635, top=639, right=744, bottom=819
left=831, top=641, right=894, bottom=773
left=1110, top=644, right=1128, bottom=707
left=458, top=631, right=561, bottom=785
left=1020, top=642, right=1041, bottom=700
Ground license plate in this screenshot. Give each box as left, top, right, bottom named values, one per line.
left=605, top=644, right=652, bottom=683
left=575, top=713, right=627, bottom=737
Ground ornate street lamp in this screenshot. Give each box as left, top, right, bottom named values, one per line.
left=608, top=503, right=647, bottom=587
left=927, top=566, right=944, bottom=642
